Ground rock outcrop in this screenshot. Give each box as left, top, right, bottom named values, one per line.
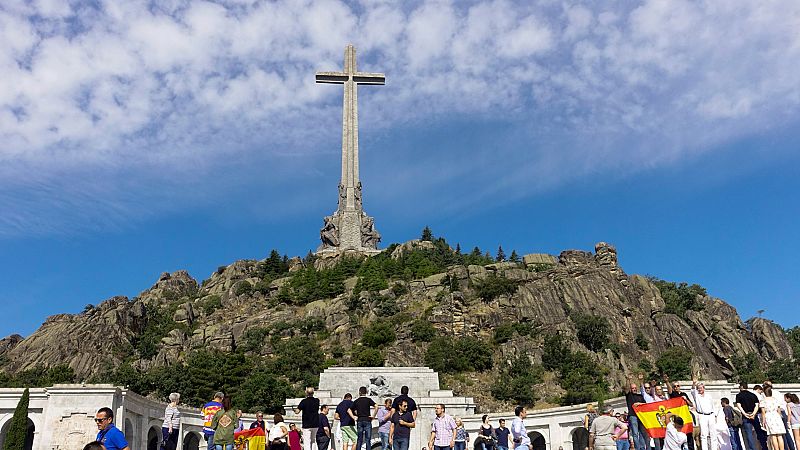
left=0, top=242, right=793, bottom=402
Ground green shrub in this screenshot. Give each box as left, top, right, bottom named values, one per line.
left=201, top=295, right=223, bottom=315
left=352, top=347, right=385, bottom=367
left=424, top=336, right=493, bottom=373
left=375, top=296, right=399, bottom=317
left=254, top=279, right=272, bottom=294
left=362, top=321, right=396, bottom=348
left=764, top=358, right=800, bottom=383
left=235, top=281, right=253, bottom=296
left=241, top=327, right=269, bottom=353
left=491, top=355, right=543, bottom=405
left=651, top=278, right=707, bottom=318
left=474, top=274, right=519, bottom=301
left=655, top=348, right=692, bottom=380
left=391, top=282, right=409, bottom=296
left=410, top=320, right=436, bottom=342
left=635, top=333, right=650, bottom=351
left=273, top=337, right=325, bottom=383
left=731, top=352, right=766, bottom=383
left=542, top=334, right=569, bottom=371
left=493, top=324, right=515, bottom=344
left=235, top=371, right=298, bottom=413
left=571, top=312, right=611, bottom=352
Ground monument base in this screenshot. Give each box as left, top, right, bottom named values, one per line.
left=317, top=208, right=381, bottom=256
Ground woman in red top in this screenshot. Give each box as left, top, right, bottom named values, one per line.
left=288, top=423, right=303, bottom=450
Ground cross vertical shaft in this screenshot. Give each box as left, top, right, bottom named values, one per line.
left=316, top=44, right=384, bottom=253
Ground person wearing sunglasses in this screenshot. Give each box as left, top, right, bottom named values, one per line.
left=95, top=407, right=129, bottom=450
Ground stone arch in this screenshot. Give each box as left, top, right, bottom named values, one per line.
left=124, top=418, right=134, bottom=439
left=0, top=417, right=36, bottom=450
left=148, top=425, right=161, bottom=450
left=183, top=431, right=202, bottom=450
left=571, top=428, right=589, bottom=450
left=528, top=431, right=546, bottom=450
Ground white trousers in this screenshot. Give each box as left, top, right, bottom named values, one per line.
left=698, top=414, right=719, bottom=450
left=303, top=427, right=319, bottom=450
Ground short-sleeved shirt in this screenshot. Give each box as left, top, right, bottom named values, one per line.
left=392, top=411, right=414, bottom=439
left=298, top=397, right=321, bottom=428
left=97, top=425, right=128, bottom=450
left=663, top=422, right=687, bottom=450
left=432, top=414, right=457, bottom=446
left=377, top=406, right=392, bottom=434
left=391, top=394, right=418, bottom=413
left=317, top=414, right=331, bottom=439
left=163, top=405, right=180, bottom=429
left=337, top=400, right=355, bottom=427
left=352, top=397, right=376, bottom=422
left=495, top=427, right=510, bottom=447
left=589, top=416, right=623, bottom=447
left=736, top=391, right=759, bottom=415
left=626, top=392, right=645, bottom=415
left=251, top=420, right=266, bottom=430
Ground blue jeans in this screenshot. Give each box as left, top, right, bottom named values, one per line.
left=754, top=415, right=768, bottom=450
left=728, top=427, right=742, bottom=450
left=356, top=420, right=373, bottom=450
left=629, top=415, right=648, bottom=450
left=205, top=434, right=214, bottom=450
left=498, top=446, right=509, bottom=450
left=741, top=418, right=757, bottom=450
left=455, top=442, right=466, bottom=450
left=393, top=437, right=409, bottom=450
left=618, top=440, right=631, bottom=450
left=380, top=432, right=390, bottom=450
left=215, top=445, right=234, bottom=450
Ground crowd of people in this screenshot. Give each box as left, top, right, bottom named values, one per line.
left=593, top=375, right=800, bottom=450
left=79, top=377, right=800, bottom=450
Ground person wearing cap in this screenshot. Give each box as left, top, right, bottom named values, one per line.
left=691, top=374, right=718, bottom=450
left=589, top=406, right=627, bottom=450
left=203, top=392, right=225, bottom=450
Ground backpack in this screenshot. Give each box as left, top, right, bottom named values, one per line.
left=731, top=408, right=743, bottom=427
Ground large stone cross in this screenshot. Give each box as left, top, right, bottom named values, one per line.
left=316, top=44, right=385, bottom=212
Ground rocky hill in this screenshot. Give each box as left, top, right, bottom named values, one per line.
left=0, top=239, right=795, bottom=411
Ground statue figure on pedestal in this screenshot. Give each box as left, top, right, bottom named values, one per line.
left=361, top=215, right=381, bottom=248
left=320, top=215, right=340, bottom=248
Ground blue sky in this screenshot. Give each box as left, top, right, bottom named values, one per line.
left=1, top=0, right=799, bottom=338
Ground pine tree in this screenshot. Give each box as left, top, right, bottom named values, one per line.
left=496, top=246, right=506, bottom=261
left=455, top=243, right=461, bottom=254
left=421, top=226, right=433, bottom=241
left=5, top=387, right=30, bottom=450
left=509, top=250, right=520, bottom=262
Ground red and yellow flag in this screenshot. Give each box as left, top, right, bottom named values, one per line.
left=632, top=397, right=694, bottom=438
left=235, top=426, right=267, bottom=450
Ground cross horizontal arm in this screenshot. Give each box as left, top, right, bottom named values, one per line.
left=352, top=72, right=385, bottom=85
left=316, top=72, right=349, bottom=84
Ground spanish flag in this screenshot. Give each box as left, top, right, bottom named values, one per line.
left=235, top=426, right=267, bottom=450
left=632, top=397, right=694, bottom=438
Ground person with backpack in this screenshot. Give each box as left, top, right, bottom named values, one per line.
left=722, top=398, right=744, bottom=450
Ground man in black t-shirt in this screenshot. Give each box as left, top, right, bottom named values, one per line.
left=318, top=405, right=332, bottom=450
left=391, top=386, right=418, bottom=420
left=351, top=386, right=379, bottom=450
left=625, top=378, right=648, bottom=450
left=390, top=399, right=415, bottom=450
left=296, top=387, right=322, bottom=450
left=337, top=394, right=356, bottom=450
left=735, top=383, right=760, bottom=450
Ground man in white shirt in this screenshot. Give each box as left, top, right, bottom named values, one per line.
left=692, top=376, right=718, bottom=450
left=511, top=406, right=531, bottom=450
left=662, top=413, right=688, bottom=450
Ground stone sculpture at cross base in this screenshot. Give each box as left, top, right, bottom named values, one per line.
left=315, top=44, right=383, bottom=256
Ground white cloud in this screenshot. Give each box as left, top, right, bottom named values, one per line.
left=0, top=0, right=799, bottom=236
